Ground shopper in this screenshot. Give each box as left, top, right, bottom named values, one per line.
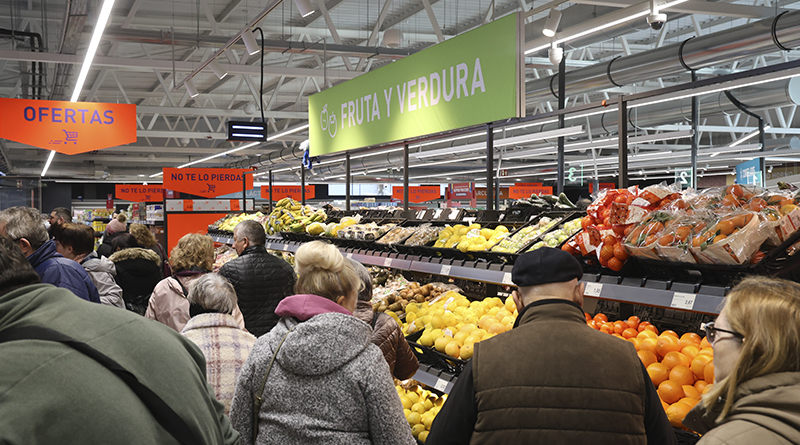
left=683, top=276, right=800, bottom=444
left=0, top=235, right=240, bottom=444
left=109, top=233, right=162, bottom=314
left=97, top=213, right=127, bottom=258
left=0, top=206, right=99, bottom=303
left=146, top=233, right=245, bottom=332
left=349, top=259, right=419, bottom=380
left=47, top=206, right=72, bottom=238
left=182, top=273, right=257, bottom=415
left=129, top=223, right=171, bottom=277
left=218, top=219, right=296, bottom=337
left=229, top=240, right=414, bottom=445
left=54, top=222, right=125, bottom=308
left=427, top=247, right=676, bottom=445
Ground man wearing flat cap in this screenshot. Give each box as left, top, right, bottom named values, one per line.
left=427, top=248, right=676, bottom=445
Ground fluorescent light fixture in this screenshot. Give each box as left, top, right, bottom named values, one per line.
left=267, top=123, right=310, bottom=141
left=543, top=9, right=562, bottom=38
left=185, top=78, right=199, bottom=98
left=208, top=59, right=228, bottom=79
left=178, top=142, right=260, bottom=168
left=729, top=125, right=771, bottom=147
left=708, top=143, right=762, bottom=158
left=414, top=126, right=585, bottom=159
left=293, top=0, right=315, bottom=17
left=41, top=151, right=55, bottom=177
left=629, top=129, right=694, bottom=144
left=150, top=172, right=163, bottom=178
left=70, top=0, right=116, bottom=102
left=410, top=168, right=485, bottom=180
left=241, top=30, right=260, bottom=55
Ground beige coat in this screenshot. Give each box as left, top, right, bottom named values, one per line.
left=145, top=275, right=246, bottom=332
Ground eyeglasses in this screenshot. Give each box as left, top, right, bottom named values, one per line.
left=701, top=321, right=744, bottom=345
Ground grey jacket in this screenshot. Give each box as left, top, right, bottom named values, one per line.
left=229, top=313, right=415, bottom=445
left=684, top=371, right=800, bottom=445
left=81, top=251, right=125, bottom=308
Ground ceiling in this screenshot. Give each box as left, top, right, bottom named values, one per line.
left=1, top=0, right=799, bottom=186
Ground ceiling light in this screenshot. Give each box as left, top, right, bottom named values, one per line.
left=548, top=42, right=563, bottom=66
left=241, top=30, right=260, bottom=55
left=729, top=125, right=771, bottom=147
left=542, top=9, right=562, bottom=38
left=293, top=0, right=315, bottom=17
left=414, top=126, right=585, bottom=159
left=178, top=142, right=260, bottom=168
left=150, top=172, right=163, bottom=178
left=138, top=174, right=145, bottom=177
left=70, top=0, right=116, bottom=102
left=208, top=59, right=228, bottom=79
left=708, top=143, right=762, bottom=157
left=629, top=129, right=694, bottom=144
left=184, top=78, right=199, bottom=98
left=384, top=29, right=404, bottom=48
left=41, top=151, right=55, bottom=177
left=267, top=123, right=310, bottom=141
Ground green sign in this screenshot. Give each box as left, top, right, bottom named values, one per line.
left=309, top=13, right=524, bottom=156
left=675, top=167, right=694, bottom=189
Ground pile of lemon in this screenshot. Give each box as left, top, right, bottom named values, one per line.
left=433, top=224, right=510, bottom=252
left=404, top=292, right=518, bottom=360
left=397, top=385, right=446, bottom=442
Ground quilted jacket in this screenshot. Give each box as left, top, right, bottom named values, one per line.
left=28, top=239, right=100, bottom=303
left=109, top=247, right=162, bottom=314
left=218, top=245, right=296, bottom=337
left=353, top=300, right=419, bottom=380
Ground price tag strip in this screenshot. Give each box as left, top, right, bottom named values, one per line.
left=583, top=282, right=603, bottom=297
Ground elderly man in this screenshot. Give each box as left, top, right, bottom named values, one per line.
left=0, top=235, right=240, bottom=444
left=427, top=248, right=676, bottom=445
left=0, top=206, right=99, bottom=303
left=218, top=219, right=295, bottom=337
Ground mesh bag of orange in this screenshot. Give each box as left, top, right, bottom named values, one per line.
left=653, top=214, right=712, bottom=264
left=623, top=211, right=674, bottom=260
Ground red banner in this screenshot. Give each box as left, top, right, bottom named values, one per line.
left=0, top=98, right=136, bottom=154
left=509, top=185, right=553, bottom=199
left=260, top=185, right=316, bottom=201
left=392, top=186, right=441, bottom=203
left=115, top=184, right=164, bottom=202
left=589, top=182, right=616, bottom=194
left=163, top=168, right=252, bottom=198
left=476, top=187, right=510, bottom=200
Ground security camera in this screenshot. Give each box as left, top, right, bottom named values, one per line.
left=647, top=13, right=666, bottom=30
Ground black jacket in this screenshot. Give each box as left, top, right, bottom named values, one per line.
left=96, top=231, right=124, bottom=259
left=218, top=245, right=296, bottom=337
left=109, top=247, right=163, bottom=315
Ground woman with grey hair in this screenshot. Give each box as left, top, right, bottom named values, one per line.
left=349, top=259, right=419, bottom=380
left=182, top=273, right=257, bottom=415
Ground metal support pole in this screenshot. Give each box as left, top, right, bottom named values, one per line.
left=759, top=119, right=766, bottom=185
left=486, top=124, right=494, bottom=211
left=268, top=170, right=273, bottom=212
left=345, top=153, right=351, bottom=211
left=557, top=55, right=566, bottom=194
left=242, top=172, right=247, bottom=214
left=691, top=71, right=699, bottom=190
left=403, top=143, right=409, bottom=211
left=301, top=167, right=306, bottom=206
left=495, top=175, right=500, bottom=210
left=617, top=95, right=629, bottom=188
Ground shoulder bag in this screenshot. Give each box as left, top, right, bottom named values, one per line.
left=252, top=325, right=296, bottom=443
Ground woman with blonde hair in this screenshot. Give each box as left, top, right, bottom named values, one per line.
left=684, top=276, right=800, bottom=444
left=145, top=233, right=244, bottom=332
left=129, top=223, right=170, bottom=277
left=229, top=241, right=414, bottom=445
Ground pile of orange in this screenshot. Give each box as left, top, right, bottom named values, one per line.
left=586, top=312, right=715, bottom=429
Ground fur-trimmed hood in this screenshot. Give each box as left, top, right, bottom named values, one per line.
left=108, top=247, right=161, bottom=266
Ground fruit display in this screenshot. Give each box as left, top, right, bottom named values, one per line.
left=377, top=226, right=418, bottom=244
left=527, top=218, right=583, bottom=251
left=336, top=222, right=396, bottom=241
left=404, top=224, right=442, bottom=246
left=209, top=212, right=270, bottom=233
left=515, top=193, right=578, bottom=212
left=433, top=224, right=509, bottom=252
left=490, top=217, right=560, bottom=253
left=213, top=245, right=237, bottom=271
left=373, top=283, right=449, bottom=321
left=266, top=198, right=327, bottom=235
left=587, top=312, right=714, bottom=430
left=324, top=216, right=360, bottom=237
left=396, top=383, right=447, bottom=442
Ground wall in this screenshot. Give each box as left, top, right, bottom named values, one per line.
left=41, top=182, right=71, bottom=212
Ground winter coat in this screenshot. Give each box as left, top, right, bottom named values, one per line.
left=145, top=274, right=248, bottom=333
left=218, top=245, right=296, bottom=337
left=96, top=231, right=124, bottom=259
left=182, top=313, right=257, bottom=416
left=0, top=283, right=240, bottom=445
left=684, top=372, right=800, bottom=445
left=27, top=239, right=100, bottom=303
left=353, top=300, right=419, bottom=380
left=109, top=247, right=162, bottom=314
left=80, top=251, right=125, bottom=308
left=229, top=294, right=415, bottom=445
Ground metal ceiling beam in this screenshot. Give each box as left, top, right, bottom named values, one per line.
left=295, top=0, right=348, bottom=27
left=136, top=106, right=306, bottom=119
left=380, top=0, right=442, bottom=32
left=567, top=0, right=778, bottom=19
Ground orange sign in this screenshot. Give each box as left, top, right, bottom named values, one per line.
left=163, top=168, right=253, bottom=198
left=392, top=186, right=441, bottom=203
left=115, top=185, right=164, bottom=202
left=509, top=184, right=554, bottom=199
left=260, top=185, right=316, bottom=201
left=589, top=182, right=616, bottom=194
left=0, top=98, right=136, bottom=154
left=476, top=187, right=510, bottom=200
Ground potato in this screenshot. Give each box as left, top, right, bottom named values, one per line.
left=378, top=304, right=388, bottom=312
left=420, top=287, right=430, bottom=297
left=415, top=294, right=426, bottom=303
left=425, top=283, right=434, bottom=291
left=388, top=302, right=403, bottom=312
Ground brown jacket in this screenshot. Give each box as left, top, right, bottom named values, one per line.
left=684, top=371, right=800, bottom=445
left=470, top=299, right=647, bottom=445
left=354, top=300, right=419, bottom=380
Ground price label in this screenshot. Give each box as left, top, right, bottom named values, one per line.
left=671, top=292, right=697, bottom=310
left=434, top=378, right=449, bottom=392
left=346, top=253, right=354, bottom=259
left=383, top=258, right=393, bottom=267
left=434, top=209, right=444, bottom=219
left=266, top=243, right=273, bottom=249
left=282, top=244, right=289, bottom=251
left=584, top=282, right=603, bottom=297
left=440, top=265, right=452, bottom=275
left=449, top=209, right=460, bottom=220
left=502, top=272, right=513, bottom=285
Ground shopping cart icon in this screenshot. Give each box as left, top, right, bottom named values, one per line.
left=63, top=130, right=78, bottom=144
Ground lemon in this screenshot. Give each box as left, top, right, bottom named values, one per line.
left=430, top=315, right=445, bottom=329
left=460, top=323, right=477, bottom=334
left=419, top=431, right=429, bottom=442
left=441, top=312, right=457, bottom=327
left=400, top=396, right=413, bottom=409
left=453, top=331, right=469, bottom=346
left=496, top=225, right=509, bottom=233
left=460, top=343, right=475, bottom=359
left=411, top=424, right=426, bottom=438
left=444, top=339, right=461, bottom=358
left=423, top=398, right=434, bottom=410
left=434, top=336, right=451, bottom=352
left=419, top=332, right=435, bottom=347
left=505, top=296, right=516, bottom=312
left=464, top=335, right=481, bottom=346
left=406, top=391, right=420, bottom=404
left=406, top=411, right=422, bottom=425
left=411, top=402, right=426, bottom=415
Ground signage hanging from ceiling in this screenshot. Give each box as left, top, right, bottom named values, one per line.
left=260, top=185, right=316, bottom=201
left=162, top=168, right=253, bottom=198
left=509, top=184, right=554, bottom=199
left=308, top=13, right=524, bottom=156
left=392, top=186, right=441, bottom=203
left=0, top=98, right=137, bottom=154
left=115, top=184, right=165, bottom=202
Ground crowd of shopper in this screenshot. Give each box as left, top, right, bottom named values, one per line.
left=2, top=204, right=800, bottom=444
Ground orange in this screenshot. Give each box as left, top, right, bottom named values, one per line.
left=660, top=330, right=679, bottom=338
left=637, top=321, right=652, bottom=332
left=612, top=333, right=625, bottom=340
left=715, top=220, right=736, bottom=236
left=584, top=312, right=592, bottom=322
left=478, top=316, right=495, bottom=330
left=488, top=323, right=507, bottom=335
left=702, top=383, right=714, bottom=395
left=627, top=337, right=642, bottom=350
left=658, top=380, right=685, bottom=404
left=669, top=365, right=695, bottom=386
left=666, top=402, right=693, bottom=428
left=661, top=400, right=670, bottom=412
left=694, top=380, right=708, bottom=394
left=704, top=362, right=715, bottom=383
left=639, top=338, right=658, bottom=356
left=679, top=332, right=702, bottom=347
left=713, top=234, right=727, bottom=244
left=690, top=355, right=713, bottom=380
left=626, top=316, right=641, bottom=330
left=700, top=336, right=711, bottom=349
left=678, top=397, right=699, bottom=408
left=594, top=313, right=608, bottom=323
left=656, top=336, right=683, bottom=359
left=647, top=363, right=670, bottom=386
left=638, top=350, right=658, bottom=368
left=681, top=345, right=700, bottom=360
left=622, top=328, right=639, bottom=339
left=643, top=324, right=659, bottom=335
left=682, top=385, right=701, bottom=400
left=637, top=329, right=657, bottom=340
left=600, top=323, right=614, bottom=335
left=614, top=320, right=627, bottom=335
left=698, top=347, right=714, bottom=357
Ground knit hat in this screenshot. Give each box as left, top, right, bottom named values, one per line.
left=512, top=247, right=584, bottom=287
left=106, top=219, right=126, bottom=235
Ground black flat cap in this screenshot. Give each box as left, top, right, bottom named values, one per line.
left=512, top=247, right=584, bottom=287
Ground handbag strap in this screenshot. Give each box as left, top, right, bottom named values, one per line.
left=0, top=325, right=199, bottom=445
left=252, top=325, right=295, bottom=443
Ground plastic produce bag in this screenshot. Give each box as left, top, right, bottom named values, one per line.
left=691, top=211, right=768, bottom=265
